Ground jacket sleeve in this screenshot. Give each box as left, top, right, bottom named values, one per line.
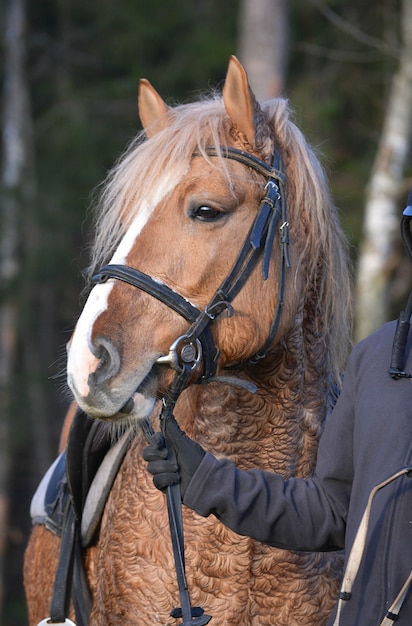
left=183, top=344, right=360, bottom=551
left=183, top=453, right=346, bottom=551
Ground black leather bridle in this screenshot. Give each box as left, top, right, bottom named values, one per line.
left=93, top=146, right=289, bottom=384
left=91, top=145, right=290, bottom=625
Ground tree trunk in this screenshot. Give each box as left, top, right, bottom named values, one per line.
left=237, top=0, right=289, bottom=99
left=0, top=0, right=28, bottom=614
left=355, top=0, right=412, bottom=341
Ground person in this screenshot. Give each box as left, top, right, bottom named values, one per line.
left=143, top=193, right=412, bottom=626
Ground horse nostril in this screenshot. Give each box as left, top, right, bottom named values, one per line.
left=91, top=337, right=121, bottom=385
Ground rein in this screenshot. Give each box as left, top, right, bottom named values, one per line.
left=91, top=145, right=289, bottom=625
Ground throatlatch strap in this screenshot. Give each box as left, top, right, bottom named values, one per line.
left=332, top=467, right=412, bottom=626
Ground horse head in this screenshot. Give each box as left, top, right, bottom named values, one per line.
left=67, top=56, right=351, bottom=423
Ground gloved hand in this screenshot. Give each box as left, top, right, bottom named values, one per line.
left=143, top=415, right=206, bottom=498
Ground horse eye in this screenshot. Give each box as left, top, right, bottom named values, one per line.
left=194, top=205, right=223, bottom=221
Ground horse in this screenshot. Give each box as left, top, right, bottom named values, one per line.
left=24, top=56, right=352, bottom=626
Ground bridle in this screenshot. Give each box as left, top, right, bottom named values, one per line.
left=93, top=146, right=290, bottom=388
left=91, top=145, right=290, bottom=625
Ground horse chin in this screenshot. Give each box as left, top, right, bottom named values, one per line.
left=74, top=391, right=156, bottom=424
left=118, top=392, right=156, bottom=423
left=104, top=363, right=181, bottom=424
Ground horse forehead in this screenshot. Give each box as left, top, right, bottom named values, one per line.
left=111, top=163, right=187, bottom=265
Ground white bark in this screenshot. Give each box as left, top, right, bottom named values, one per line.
left=237, top=0, right=289, bottom=99
left=355, top=0, right=412, bottom=341
left=0, top=0, right=27, bottom=614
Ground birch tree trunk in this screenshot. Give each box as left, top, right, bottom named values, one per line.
left=355, top=0, right=412, bottom=341
left=237, top=0, right=289, bottom=99
left=0, top=0, right=28, bottom=613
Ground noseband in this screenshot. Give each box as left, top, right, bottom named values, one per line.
left=93, top=146, right=289, bottom=388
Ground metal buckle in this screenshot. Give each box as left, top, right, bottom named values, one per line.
left=156, top=335, right=202, bottom=372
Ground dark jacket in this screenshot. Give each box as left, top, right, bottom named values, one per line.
left=184, top=321, right=412, bottom=625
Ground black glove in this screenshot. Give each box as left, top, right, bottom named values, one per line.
left=142, top=415, right=206, bottom=498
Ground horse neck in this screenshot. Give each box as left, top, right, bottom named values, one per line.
left=175, top=319, right=332, bottom=479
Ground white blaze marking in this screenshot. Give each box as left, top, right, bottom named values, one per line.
left=67, top=165, right=186, bottom=399
left=110, top=198, right=154, bottom=264
left=67, top=283, right=112, bottom=397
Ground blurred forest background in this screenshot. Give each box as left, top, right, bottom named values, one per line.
left=1, top=0, right=411, bottom=624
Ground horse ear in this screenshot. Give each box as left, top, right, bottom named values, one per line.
left=223, top=56, right=258, bottom=149
left=138, top=78, right=169, bottom=137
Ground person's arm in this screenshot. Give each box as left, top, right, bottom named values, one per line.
left=144, top=347, right=358, bottom=551
left=144, top=409, right=350, bottom=551
left=182, top=451, right=346, bottom=551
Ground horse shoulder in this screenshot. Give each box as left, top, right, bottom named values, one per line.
left=23, top=525, right=70, bottom=625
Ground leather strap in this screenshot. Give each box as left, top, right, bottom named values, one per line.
left=42, top=411, right=109, bottom=626
left=162, top=369, right=211, bottom=625
left=139, top=367, right=212, bottom=625
left=41, top=497, right=90, bottom=626
left=194, top=146, right=285, bottom=182
left=49, top=501, right=76, bottom=623
left=93, top=265, right=201, bottom=323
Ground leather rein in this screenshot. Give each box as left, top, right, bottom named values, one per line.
left=90, top=145, right=289, bottom=625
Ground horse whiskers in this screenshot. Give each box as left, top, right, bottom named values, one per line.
left=94, top=416, right=139, bottom=446
left=48, top=368, right=67, bottom=381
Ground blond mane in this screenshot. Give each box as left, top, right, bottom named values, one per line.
left=88, top=91, right=352, bottom=392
